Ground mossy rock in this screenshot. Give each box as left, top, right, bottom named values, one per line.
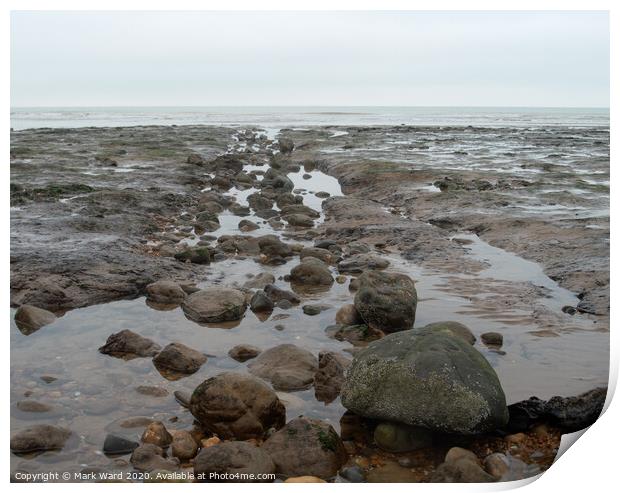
left=341, top=327, right=508, bottom=434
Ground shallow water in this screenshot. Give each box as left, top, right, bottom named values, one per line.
left=10, top=126, right=609, bottom=477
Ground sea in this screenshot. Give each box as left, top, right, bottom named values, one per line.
left=10, top=106, right=609, bottom=131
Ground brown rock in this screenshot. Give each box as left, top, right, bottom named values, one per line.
left=14, top=304, right=57, bottom=335
left=141, top=421, right=173, bottom=447
left=248, top=344, right=318, bottom=391
left=189, top=372, right=285, bottom=440
left=98, top=330, right=161, bottom=359
left=262, top=417, right=347, bottom=480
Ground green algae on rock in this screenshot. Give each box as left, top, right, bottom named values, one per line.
left=341, top=327, right=508, bottom=434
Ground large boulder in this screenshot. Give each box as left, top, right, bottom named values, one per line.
left=152, top=342, right=207, bottom=376
left=262, top=417, right=347, bottom=480
left=289, top=258, right=334, bottom=287
left=182, top=288, right=247, bottom=323
left=189, top=372, right=285, bottom=440
left=194, top=442, right=275, bottom=483
left=248, top=344, right=318, bottom=391
left=353, top=271, right=417, bottom=332
left=341, top=327, right=509, bottom=435
left=14, top=305, right=56, bottom=335
left=98, top=330, right=161, bottom=359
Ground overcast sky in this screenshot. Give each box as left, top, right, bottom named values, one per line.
left=11, top=11, right=609, bottom=107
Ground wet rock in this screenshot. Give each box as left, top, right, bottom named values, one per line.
left=153, top=343, right=207, bottom=375
left=229, top=203, right=251, bottom=216
left=325, top=324, right=381, bottom=346
left=248, top=344, right=318, bottom=391
left=262, top=417, right=347, bottom=480
left=257, top=235, right=293, bottom=258
left=247, top=192, right=274, bottom=211
left=11, top=425, right=72, bottom=453
left=135, top=385, right=169, bottom=397
left=238, top=219, right=259, bottom=232
left=366, top=461, right=418, bottom=483
left=262, top=169, right=294, bottom=192
left=173, top=390, right=192, bottom=409
left=337, top=254, right=390, bottom=275
left=98, top=329, right=161, bottom=359
left=141, top=421, right=173, bottom=447
left=300, top=247, right=338, bottom=265
left=422, top=321, right=476, bottom=345
left=264, top=284, right=300, bottom=304
left=194, top=441, right=275, bottom=482
left=103, top=434, right=139, bottom=455
left=506, top=387, right=606, bottom=432
left=373, top=422, right=433, bottom=452
left=484, top=453, right=538, bottom=481
left=354, top=271, right=417, bottom=333
left=276, top=300, right=293, bottom=309
left=339, top=465, right=365, bottom=482
left=278, top=138, right=295, bottom=154
left=315, top=191, right=330, bottom=198
left=243, top=273, right=276, bottom=290
left=40, top=375, right=58, bottom=384
left=430, top=447, right=496, bottom=482
left=289, top=258, right=334, bottom=286
left=545, top=387, right=606, bottom=431
left=145, top=281, right=186, bottom=304
left=283, top=213, right=314, bottom=228
left=199, top=201, right=225, bottom=215
left=174, top=246, right=211, bottom=264
left=280, top=204, right=320, bottom=218
left=170, top=430, right=199, bottom=461
left=182, top=287, right=247, bottom=323
left=341, top=327, right=508, bottom=434
left=250, top=290, right=274, bottom=313
left=302, top=304, right=331, bottom=316
left=483, top=453, right=509, bottom=479
left=335, top=304, right=363, bottom=326
left=14, top=304, right=56, bottom=335
left=228, top=344, right=262, bottom=362
left=314, top=351, right=351, bottom=403
left=481, top=332, right=503, bottom=347
left=189, top=372, right=285, bottom=440
left=16, top=400, right=53, bottom=413
left=130, top=443, right=179, bottom=472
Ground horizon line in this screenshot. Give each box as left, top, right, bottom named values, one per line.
left=11, top=104, right=611, bottom=110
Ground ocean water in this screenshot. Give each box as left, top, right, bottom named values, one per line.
left=10, top=106, right=610, bottom=131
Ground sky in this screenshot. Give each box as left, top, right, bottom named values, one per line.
left=10, top=11, right=610, bottom=108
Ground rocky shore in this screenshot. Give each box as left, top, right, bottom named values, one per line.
left=10, top=124, right=609, bottom=482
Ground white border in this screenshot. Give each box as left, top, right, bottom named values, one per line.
left=3, top=2, right=615, bottom=492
